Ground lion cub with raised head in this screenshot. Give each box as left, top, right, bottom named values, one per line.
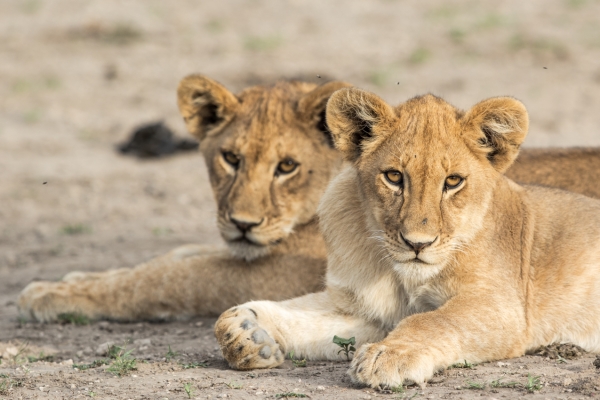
left=215, top=88, right=600, bottom=387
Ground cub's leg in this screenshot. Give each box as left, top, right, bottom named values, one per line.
left=215, top=291, right=386, bottom=370
left=18, top=246, right=326, bottom=322
left=348, top=291, right=527, bottom=388
left=58, top=245, right=217, bottom=283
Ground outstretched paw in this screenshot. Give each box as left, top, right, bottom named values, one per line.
left=215, top=306, right=284, bottom=370
left=348, top=342, right=435, bottom=388
left=18, top=281, right=72, bottom=322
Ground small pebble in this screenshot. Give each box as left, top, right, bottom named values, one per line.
left=96, top=341, right=115, bottom=356
left=316, top=386, right=325, bottom=391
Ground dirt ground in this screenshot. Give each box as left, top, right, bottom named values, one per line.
left=2, top=0, right=600, bottom=399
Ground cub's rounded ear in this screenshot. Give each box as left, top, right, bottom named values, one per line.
left=297, top=81, right=353, bottom=147
left=463, top=97, right=529, bottom=173
left=326, top=88, right=396, bottom=162
left=177, top=74, right=239, bottom=142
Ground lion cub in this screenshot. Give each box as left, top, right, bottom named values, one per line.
left=18, top=76, right=350, bottom=321
left=215, top=88, right=600, bottom=388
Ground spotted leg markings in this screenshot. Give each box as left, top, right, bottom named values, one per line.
left=215, top=306, right=284, bottom=370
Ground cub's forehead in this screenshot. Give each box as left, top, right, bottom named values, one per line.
left=388, top=95, right=467, bottom=148
left=225, top=123, right=306, bottom=163
left=229, top=126, right=307, bottom=154
left=236, top=81, right=316, bottom=118
left=395, top=94, right=464, bottom=139
left=377, top=95, right=474, bottom=167
left=222, top=82, right=323, bottom=152
left=232, top=83, right=314, bottom=134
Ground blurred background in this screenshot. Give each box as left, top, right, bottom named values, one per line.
left=1, top=0, right=600, bottom=305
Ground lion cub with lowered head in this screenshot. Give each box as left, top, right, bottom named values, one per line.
left=215, top=88, right=600, bottom=388
left=17, top=75, right=349, bottom=321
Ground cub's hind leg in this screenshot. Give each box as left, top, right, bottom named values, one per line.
left=18, top=248, right=327, bottom=322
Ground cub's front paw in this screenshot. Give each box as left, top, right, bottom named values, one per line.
left=18, top=281, right=70, bottom=322
left=215, top=306, right=284, bottom=370
left=348, top=342, right=435, bottom=388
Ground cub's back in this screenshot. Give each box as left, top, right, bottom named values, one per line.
left=522, top=184, right=600, bottom=272
left=508, top=148, right=600, bottom=199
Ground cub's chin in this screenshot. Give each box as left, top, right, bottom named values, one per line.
left=388, top=249, right=448, bottom=286
left=393, top=260, right=446, bottom=286
left=225, top=234, right=287, bottom=262
left=226, top=240, right=272, bottom=262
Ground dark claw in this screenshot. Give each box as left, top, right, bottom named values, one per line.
left=240, top=356, right=252, bottom=367
left=374, top=350, right=383, bottom=363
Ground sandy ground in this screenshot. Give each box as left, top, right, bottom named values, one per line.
left=2, top=0, right=600, bottom=398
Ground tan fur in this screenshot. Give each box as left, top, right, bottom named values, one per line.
left=17, top=75, right=600, bottom=323
left=17, top=76, right=348, bottom=321
left=214, top=89, right=600, bottom=390
left=507, top=147, right=600, bottom=199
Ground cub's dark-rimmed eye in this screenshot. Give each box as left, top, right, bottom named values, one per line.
left=445, top=175, right=464, bottom=190
left=276, top=158, right=298, bottom=175
left=384, top=170, right=403, bottom=186
left=222, top=151, right=240, bottom=168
